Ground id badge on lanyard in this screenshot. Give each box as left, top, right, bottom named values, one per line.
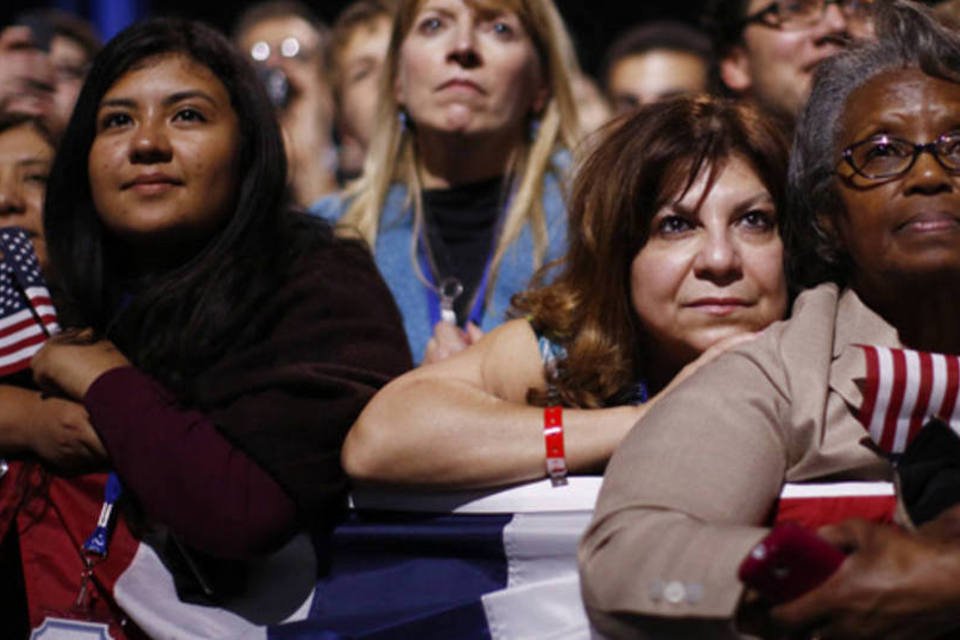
left=31, top=618, right=116, bottom=639
left=33, top=472, right=123, bottom=638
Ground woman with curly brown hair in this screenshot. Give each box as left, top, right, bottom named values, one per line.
left=343, top=94, right=790, bottom=489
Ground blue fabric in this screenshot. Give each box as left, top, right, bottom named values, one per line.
left=267, top=512, right=512, bottom=639
left=91, top=0, right=144, bottom=41
left=309, top=170, right=568, bottom=363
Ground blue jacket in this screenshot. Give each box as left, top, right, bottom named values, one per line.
left=309, top=174, right=568, bottom=362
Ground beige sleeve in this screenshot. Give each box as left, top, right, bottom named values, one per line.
left=579, top=348, right=792, bottom=634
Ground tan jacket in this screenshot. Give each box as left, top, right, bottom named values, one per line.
left=579, top=283, right=896, bottom=638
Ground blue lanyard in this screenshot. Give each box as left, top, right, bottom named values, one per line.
left=417, top=186, right=511, bottom=329
left=631, top=380, right=650, bottom=405
left=418, top=245, right=491, bottom=328
left=82, top=472, right=122, bottom=557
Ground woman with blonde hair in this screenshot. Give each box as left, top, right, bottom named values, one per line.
left=311, top=0, right=581, bottom=363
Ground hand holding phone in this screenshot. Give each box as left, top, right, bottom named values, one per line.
left=738, top=522, right=846, bottom=604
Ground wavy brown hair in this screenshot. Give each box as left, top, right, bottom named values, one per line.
left=514, top=95, right=789, bottom=407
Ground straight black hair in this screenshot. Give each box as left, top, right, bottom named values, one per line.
left=44, top=17, right=330, bottom=398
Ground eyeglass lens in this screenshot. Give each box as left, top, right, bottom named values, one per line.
left=846, top=134, right=960, bottom=178
left=775, top=0, right=873, bottom=28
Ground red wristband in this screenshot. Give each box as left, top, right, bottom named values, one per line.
left=544, top=405, right=568, bottom=486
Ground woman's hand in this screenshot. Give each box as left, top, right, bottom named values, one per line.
left=917, top=503, right=960, bottom=541
left=0, top=385, right=106, bottom=469
left=31, top=330, right=132, bottom=400
left=422, top=321, right=484, bottom=365
left=769, top=519, right=960, bottom=639
left=27, top=395, right=107, bottom=470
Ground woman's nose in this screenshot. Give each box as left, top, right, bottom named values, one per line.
left=129, top=121, right=173, bottom=164
left=0, top=172, right=25, bottom=215
left=818, top=1, right=850, bottom=35
left=693, top=231, right=742, bottom=285
left=902, top=147, right=955, bottom=196
left=447, top=25, right=481, bottom=68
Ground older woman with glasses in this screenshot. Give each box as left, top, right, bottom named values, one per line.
left=580, top=2, right=960, bottom=638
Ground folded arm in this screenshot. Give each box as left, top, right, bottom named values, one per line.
left=345, top=319, right=656, bottom=489
left=0, top=384, right=106, bottom=470
left=579, top=349, right=790, bottom=635
left=84, top=367, right=297, bottom=559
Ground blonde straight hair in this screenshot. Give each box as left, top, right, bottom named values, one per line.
left=338, top=0, right=582, bottom=298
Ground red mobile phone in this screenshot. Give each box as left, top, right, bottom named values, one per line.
left=738, top=522, right=846, bottom=604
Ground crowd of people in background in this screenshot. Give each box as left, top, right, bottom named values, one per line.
left=3, top=0, right=960, bottom=638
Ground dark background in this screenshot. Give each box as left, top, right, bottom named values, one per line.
left=1, top=0, right=710, bottom=76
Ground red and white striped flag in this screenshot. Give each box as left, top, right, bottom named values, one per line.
left=858, top=345, right=960, bottom=454
left=0, top=227, right=58, bottom=377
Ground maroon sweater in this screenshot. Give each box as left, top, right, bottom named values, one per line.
left=83, top=239, right=412, bottom=559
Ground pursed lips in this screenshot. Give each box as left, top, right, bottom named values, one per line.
left=436, top=78, right=486, bottom=94
left=121, top=173, right=183, bottom=191
left=682, top=298, right=753, bottom=315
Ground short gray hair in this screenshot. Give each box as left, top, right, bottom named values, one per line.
left=787, top=0, right=960, bottom=286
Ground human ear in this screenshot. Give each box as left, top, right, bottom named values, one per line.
left=529, top=63, right=550, bottom=115
left=531, top=83, right=549, bottom=116
left=720, top=45, right=753, bottom=93
left=393, top=73, right=403, bottom=106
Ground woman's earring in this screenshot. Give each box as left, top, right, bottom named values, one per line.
left=398, top=108, right=411, bottom=132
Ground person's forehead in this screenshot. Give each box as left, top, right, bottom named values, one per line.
left=0, top=125, right=53, bottom=161
left=610, top=51, right=706, bottom=91
left=342, top=15, right=390, bottom=57
left=414, top=0, right=523, bottom=17
left=613, top=50, right=706, bottom=74
left=51, top=35, right=91, bottom=67
left=841, top=69, right=960, bottom=135
left=106, top=53, right=232, bottom=105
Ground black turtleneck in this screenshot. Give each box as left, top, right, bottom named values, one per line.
left=421, top=176, right=505, bottom=325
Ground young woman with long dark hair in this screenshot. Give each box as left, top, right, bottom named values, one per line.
left=6, top=18, right=410, bottom=636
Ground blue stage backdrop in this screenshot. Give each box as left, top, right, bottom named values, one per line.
left=48, top=0, right=147, bottom=41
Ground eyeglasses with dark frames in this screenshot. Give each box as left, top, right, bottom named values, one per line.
left=740, top=0, right=876, bottom=31
left=839, top=131, right=960, bottom=181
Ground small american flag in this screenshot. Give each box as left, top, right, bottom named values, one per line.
left=0, top=228, right=59, bottom=377
left=858, top=345, right=960, bottom=455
